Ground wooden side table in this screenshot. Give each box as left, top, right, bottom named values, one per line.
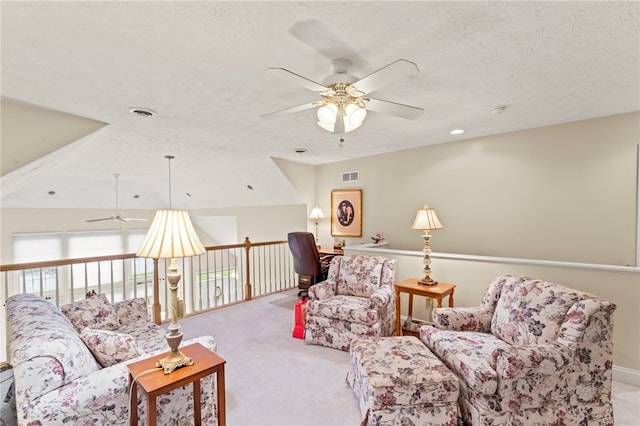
left=128, top=342, right=226, bottom=426
left=394, top=278, right=456, bottom=336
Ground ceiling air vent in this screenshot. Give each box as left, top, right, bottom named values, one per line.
left=341, top=170, right=359, bottom=183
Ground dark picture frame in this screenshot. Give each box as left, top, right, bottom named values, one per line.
left=331, top=189, right=362, bottom=237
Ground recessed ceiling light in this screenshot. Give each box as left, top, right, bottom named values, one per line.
left=48, top=190, right=55, bottom=196
left=491, top=105, right=507, bottom=115
left=450, top=129, right=465, bottom=135
left=128, top=107, right=157, bottom=117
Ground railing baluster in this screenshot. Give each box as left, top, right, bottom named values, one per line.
left=110, top=260, right=114, bottom=302
left=205, top=252, right=210, bottom=310
left=54, top=266, right=60, bottom=305
left=121, top=259, right=126, bottom=302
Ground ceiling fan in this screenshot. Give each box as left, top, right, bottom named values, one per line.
left=261, top=58, right=424, bottom=134
left=85, top=174, right=148, bottom=223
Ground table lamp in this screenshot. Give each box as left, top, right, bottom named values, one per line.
left=137, top=156, right=206, bottom=374
left=411, top=205, right=443, bottom=285
left=309, top=206, right=325, bottom=247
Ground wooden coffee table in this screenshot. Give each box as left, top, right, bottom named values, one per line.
left=128, top=342, right=226, bottom=426
left=394, top=278, right=456, bottom=336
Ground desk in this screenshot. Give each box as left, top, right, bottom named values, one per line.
left=128, top=342, right=226, bottom=426
left=318, top=247, right=344, bottom=256
left=394, top=278, right=456, bottom=336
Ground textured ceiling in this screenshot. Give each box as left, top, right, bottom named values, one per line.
left=1, top=1, right=639, bottom=211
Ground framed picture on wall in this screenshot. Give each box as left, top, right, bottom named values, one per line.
left=331, top=189, right=362, bottom=237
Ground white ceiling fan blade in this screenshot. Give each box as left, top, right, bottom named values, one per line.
left=121, top=217, right=148, bottom=222
left=366, top=98, right=424, bottom=119
left=86, top=216, right=117, bottom=223
left=86, top=174, right=149, bottom=224
left=265, top=67, right=329, bottom=93
left=260, top=102, right=318, bottom=119
left=350, top=59, right=420, bottom=95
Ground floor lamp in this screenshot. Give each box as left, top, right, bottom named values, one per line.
left=136, top=156, right=206, bottom=374
left=411, top=205, right=443, bottom=285
left=309, top=206, right=325, bottom=247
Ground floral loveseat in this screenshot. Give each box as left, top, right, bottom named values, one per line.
left=7, top=292, right=218, bottom=425
left=420, top=275, right=617, bottom=425
left=305, top=255, right=396, bottom=350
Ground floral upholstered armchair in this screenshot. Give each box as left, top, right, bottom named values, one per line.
left=420, top=275, right=617, bottom=425
left=305, top=255, right=396, bottom=350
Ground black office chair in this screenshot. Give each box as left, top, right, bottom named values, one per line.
left=287, top=232, right=330, bottom=298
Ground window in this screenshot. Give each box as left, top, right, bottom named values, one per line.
left=128, top=230, right=154, bottom=284
left=12, top=230, right=153, bottom=294
left=13, top=233, right=63, bottom=292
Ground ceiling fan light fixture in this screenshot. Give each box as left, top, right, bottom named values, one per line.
left=345, top=120, right=363, bottom=132
left=317, top=104, right=365, bottom=133
left=345, top=104, right=367, bottom=127
left=317, top=104, right=337, bottom=123
left=317, top=120, right=335, bottom=132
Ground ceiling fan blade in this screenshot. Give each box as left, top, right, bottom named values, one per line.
left=288, top=20, right=364, bottom=66
left=366, top=98, right=424, bottom=120
left=86, top=217, right=116, bottom=223
left=260, top=102, right=318, bottom=119
left=350, top=59, right=420, bottom=95
left=265, top=67, right=329, bottom=93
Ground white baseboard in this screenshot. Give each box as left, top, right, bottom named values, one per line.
left=613, top=365, right=640, bottom=387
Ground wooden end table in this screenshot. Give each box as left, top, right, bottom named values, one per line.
left=128, top=342, right=226, bottom=426
left=394, top=278, right=456, bottom=336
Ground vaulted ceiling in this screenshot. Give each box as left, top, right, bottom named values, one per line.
left=2, top=1, right=638, bottom=211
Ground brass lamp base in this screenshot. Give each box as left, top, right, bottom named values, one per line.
left=418, top=277, right=438, bottom=286
left=156, top=350, right=194, bottom=374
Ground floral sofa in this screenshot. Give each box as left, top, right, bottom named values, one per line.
left=420, top=275, right=617, bottom=425
left=305, top=255, right=396, bottom=350
left=7, top=292, right=218, bottom=425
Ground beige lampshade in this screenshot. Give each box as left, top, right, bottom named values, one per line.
left=411, top=206, right=444, bottom=231
left=136, top=209, right=205, bottom=259
left=309, top=206, right=325, bottom=220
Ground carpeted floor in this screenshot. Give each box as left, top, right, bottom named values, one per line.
left=180, top=290, right=362, bottom=426
left=267, top=293, right=301, bottom=311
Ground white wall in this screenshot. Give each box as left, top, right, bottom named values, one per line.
left=0, top=204, right=307, bottom=264
left=314, top=112, right=639, bottom=267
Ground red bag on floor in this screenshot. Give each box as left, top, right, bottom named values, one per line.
left=292, top=299, right=308, bottom=339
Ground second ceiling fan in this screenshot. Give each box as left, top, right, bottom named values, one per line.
left=85, top=174, right=148, bottom=223
left=261, top=58, right=424, bottom=134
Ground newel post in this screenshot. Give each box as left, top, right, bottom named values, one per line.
left=152, top=258, right=161, bottom=325
left=244, top=237, right=252, bottom=300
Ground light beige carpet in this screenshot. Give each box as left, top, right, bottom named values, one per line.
left=179, top=290, right=362, bottom=426
left=268, top=293, right=300, bottom=311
